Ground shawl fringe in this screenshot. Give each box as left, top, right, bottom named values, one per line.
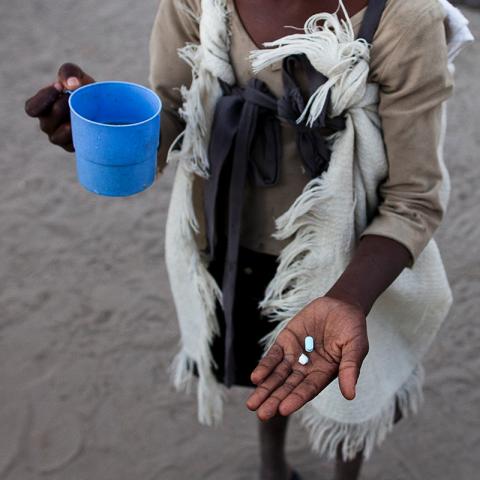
left=259, top=176, right=344, bottom=348
left=300, top=364, right=425, bottom=461
left=169, top=348, right=225, bottom=426
left=164, top=162, right=223, bottom=425
left=171, top=0, right=234, bottom=177
left=249, top=1, right=370, bottom=126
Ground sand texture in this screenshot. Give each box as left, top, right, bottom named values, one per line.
left=0, top=1, right=479, bottom=479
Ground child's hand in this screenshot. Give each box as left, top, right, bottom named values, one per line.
left=246, top=296, right=369, bottom=421
left=25, top=63, right=95, bottom=152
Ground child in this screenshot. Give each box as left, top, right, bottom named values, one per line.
left=25, top=1, right=472, bottom=479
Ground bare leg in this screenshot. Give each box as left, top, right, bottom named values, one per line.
left=334, top=401, right=403, bottom=480
left=258, top=415, right=292, bottom=480
left=334, top=446, right=364, bottom=480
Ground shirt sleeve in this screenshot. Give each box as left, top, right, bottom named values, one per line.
left=360, top=3, right=454, bottom=265
left=148, top=0, right=200, bottom=173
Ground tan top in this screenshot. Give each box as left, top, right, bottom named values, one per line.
left=149, top=0, right=454, bottom=262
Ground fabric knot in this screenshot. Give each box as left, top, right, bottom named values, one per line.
left=278, top=54, right=346, bottom=178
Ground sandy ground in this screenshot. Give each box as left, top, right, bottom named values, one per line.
left=0, top=1, right=479, bottom=479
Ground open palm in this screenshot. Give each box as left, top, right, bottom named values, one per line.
left=246, top=296, right=369, bottom=421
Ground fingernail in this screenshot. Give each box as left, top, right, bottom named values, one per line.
left=53, top=82, right=62, bottom=91
left=66, top=77, right=80, bottom=88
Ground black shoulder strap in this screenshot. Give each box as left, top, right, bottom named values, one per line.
left=356, top=0, right=388, bottom=44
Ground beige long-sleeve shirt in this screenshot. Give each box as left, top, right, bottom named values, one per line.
left=149, top=0, right=454, bottom=262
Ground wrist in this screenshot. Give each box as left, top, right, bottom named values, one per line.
left=324, top=236, right=411, bottom=316
left=325, top=284, right=369, bottom=316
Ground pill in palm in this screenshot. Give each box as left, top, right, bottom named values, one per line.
left=298, top=353, right=309, bottom=365
left=305, top=336, right=314, bottom=352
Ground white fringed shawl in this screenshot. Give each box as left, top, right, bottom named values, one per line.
left=163, top=0, right=472, bottom=460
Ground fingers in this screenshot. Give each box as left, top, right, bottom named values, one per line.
left=250, top=344, right=284, bottom=386
left=32, top=91, right=73, bottom=151
left=278, top=367, right=336, bottom=416
left=50, top=123, right=73, bottom=149
left=25, top=62, right=94, bottom=118
left=338, top=339, right=369, bottom=401
left=39, top=94, right=70, bottom=134
left=25, top=85, right=62, bottom=117
left=57, top=62, right=94, bottom=91
left=246, top=354, right=293, bottom=411
left=62, top=143, right=75, bottom=153
left=256, top=369, right=305, bottom=421
left=25, top=63, right=92, bottom=154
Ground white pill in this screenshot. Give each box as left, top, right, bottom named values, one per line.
left=298, top=353, right=309, bottom=365
left=305, top=336, right=314, bottom=352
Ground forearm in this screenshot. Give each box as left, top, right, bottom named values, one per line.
left=326, top=234, right=412, bottom=315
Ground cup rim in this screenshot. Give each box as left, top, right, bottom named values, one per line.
left=68, top=80, right=162, bottom=128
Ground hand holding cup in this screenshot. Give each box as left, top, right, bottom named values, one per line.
left=25, top=63, right=95, bottom=152
left=25, top=64, right=162, bottom=197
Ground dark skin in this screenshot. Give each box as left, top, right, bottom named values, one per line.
left=235, top=0, right=368, bottom=48
left=26, top=3, right=411, bottom=479
left=25, top=63, right=94, bottom=152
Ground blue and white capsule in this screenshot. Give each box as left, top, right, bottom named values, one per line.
left=305, top=336, right=314, bottom=353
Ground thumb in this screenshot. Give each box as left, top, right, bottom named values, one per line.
left=338, top=339, right=369, bottom=401
left=57, top=62, right=95, bottom=91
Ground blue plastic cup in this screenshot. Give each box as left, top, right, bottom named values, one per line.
left=68, top=81, right=162, bottom=197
